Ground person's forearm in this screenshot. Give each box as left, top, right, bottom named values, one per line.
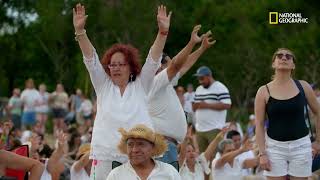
left=178, top=139, right=188, bottom=166
left=150, top=32, right=168, bottom=61
left=216, top=149, right=243, bottom=168
left=204, top=134, right=223, bottom=161
left=243, top=157, right=259, bottom=169
left=179, top=47, right=206, bottom=77
left=76, top=31, right=94, bottom=59
left=314, top=113, right=320, bottom=143
left=167, top=41, right=196, bottom=80
left=192, top=136, right=200, bottom=154
left=204, top=102, right=231, bottom=111
left=74, top=153, right=90, bottom=172
left=48, top=147, right=64, bottom=166
left=256, top=122, right=266, bottom=155
left=27, top=161, right=44, bottom=180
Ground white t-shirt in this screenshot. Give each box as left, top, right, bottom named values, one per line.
left=40, top=159, right=52, bottom=180
left=80, top=99, right=93, bottom=116
left=194, top=81, right=231, bottom=132
left=183, top=92, right=195, bottom=113
left=70, top=163, right=90, bottom=180
left=21, top=89, right=40, bottom=112
left=84, top=49, right=159, bottom=162
left=35, top=92, right=50, bottom=113
left=179, top=161, right=204, bottom=180
left=211, top=156, right=244, bottom=180
left=237, top=151, right=255, bottom=176
left=179, top=152, right=210, bottom=180
left=148, top=69, right=187, bottom=143
left=107, top=160, right=181, bottom=180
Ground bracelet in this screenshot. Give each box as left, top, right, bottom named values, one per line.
left=160, top=31, right=168, bottom=36
left=259, top=152, right=267, bottom=157
left=75, top=29, right=86, bottom=36
left=75, top=29, right=86, bottom=41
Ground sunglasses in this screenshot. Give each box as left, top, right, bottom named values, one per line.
left=275, top=53, right=294, bottom=61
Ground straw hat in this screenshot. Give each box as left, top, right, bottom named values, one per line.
left=76, top=143, right=90, bottom=159
left=117, top=124, right=167, bottom=157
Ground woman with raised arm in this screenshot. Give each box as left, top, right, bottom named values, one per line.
left=178, top=127, right=226, bottom=180
left=255, top=48, right=320, bottom=180
left=72, top=3, right=171, bottom=180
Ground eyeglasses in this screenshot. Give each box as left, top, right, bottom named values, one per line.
left=276, top=53, right=294, bottom=61
left=107, top=63, right=128, bottom=69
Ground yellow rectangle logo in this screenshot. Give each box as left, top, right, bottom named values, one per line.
left=269, top=12, right=278, bottom=24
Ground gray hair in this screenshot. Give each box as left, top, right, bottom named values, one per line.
left=217, top=139, right=234, bottom=154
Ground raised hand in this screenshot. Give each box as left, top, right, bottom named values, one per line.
left=56, top=130, right=68, bottom=151
left=190, top=25, right=203, bottom=44
left=241, top=139, right=253, bottom=152
left=157, top=5, right=172, bottom=33
left=73, top=3, right=88, bottom=32
left=200, top=30, right=216, bottom=50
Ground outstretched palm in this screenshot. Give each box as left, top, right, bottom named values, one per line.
left=56, top=130, right=67, bottom=149
left=157, top=5, right=172, bottom=32
left=73, top=3, right=87, bottom=31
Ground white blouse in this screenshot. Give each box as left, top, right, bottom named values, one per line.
left=83, top=49, right=160, bottom=162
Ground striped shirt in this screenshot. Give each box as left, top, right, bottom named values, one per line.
left=194, top=81, right=231, bottom=132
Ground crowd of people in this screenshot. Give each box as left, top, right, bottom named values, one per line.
left=1, top=3, right=320, bottom=180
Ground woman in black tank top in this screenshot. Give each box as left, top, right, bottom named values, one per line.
left=254, top=48, right=320, bottom=179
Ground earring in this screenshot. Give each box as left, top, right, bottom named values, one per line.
left=130, top=74, right=133, bottom=82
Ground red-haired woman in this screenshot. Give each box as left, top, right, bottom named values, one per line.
left=73, top=3, right=171, bottom=179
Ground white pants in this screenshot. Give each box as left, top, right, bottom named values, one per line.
left=264, top=135, right=312, bottom=177
left=89, top=160, right=113, bottom=180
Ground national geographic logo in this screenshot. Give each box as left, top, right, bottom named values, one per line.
left=269, top=12, right=308, bottom=24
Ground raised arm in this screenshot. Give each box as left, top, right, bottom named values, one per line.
left=73, top=3, right=108, bottom=93
left=150, top=5, right=172, bottom=61
left=140, top=5, right=171, bottom=93
left=204, top=128, right=226, bottom=162
left=214, top=140, right=252, bottom=169
left=179, top=31, right=216, bottom=77
left=0, top=150, right=44, bottom=180
left=166, top=25, right=202, bottom=81
left=47, top=131, right=66, bottom=178
left=73, top=3, right=94, bottom=59
left=178, top=137, right=189, bottom=167
left=73, top=152, right=91, bottom=172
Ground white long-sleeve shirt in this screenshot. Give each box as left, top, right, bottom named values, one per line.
left=147, top=69, right=187, bottom=143
left=83, top=49, right=160, bottom=162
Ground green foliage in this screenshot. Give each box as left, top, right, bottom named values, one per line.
left=0, top=0, right=319, bottom=122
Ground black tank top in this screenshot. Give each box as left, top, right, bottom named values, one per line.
left=265, top=85, right=309, bottom=141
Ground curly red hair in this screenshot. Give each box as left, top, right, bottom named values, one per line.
left=101, top=44, right=142, bottom=80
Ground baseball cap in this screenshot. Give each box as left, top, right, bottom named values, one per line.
left=193, top=66, right=212, bottom=77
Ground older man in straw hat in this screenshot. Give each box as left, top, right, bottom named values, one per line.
left=106, top=124, right=181, bottom=180
left=70, top=143, right=92, bottom=180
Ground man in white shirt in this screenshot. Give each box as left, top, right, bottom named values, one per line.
left=148, top=26, right=216, bottom=168
left=106, top=124, right=181, bottom=180
left=226, top=130, right=259, bottom=176
left=192, top=66, right=232, bottom=152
